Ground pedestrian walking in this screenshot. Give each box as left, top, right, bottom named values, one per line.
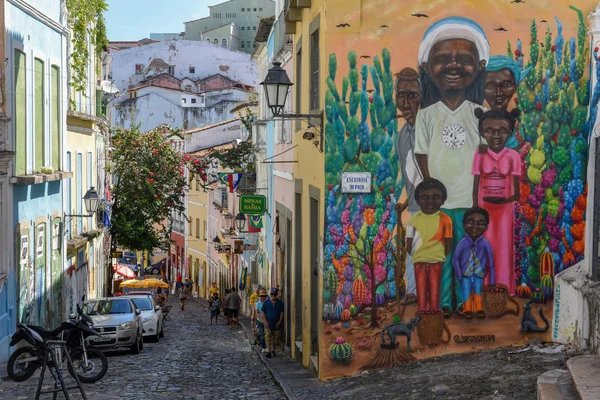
left=208, top=292, right=222, bottom=325
left=185, top=278, right=192, bottom=299
left=176, top=270, right=183, bottom=291
left=228, top=288, right=242, bottom=329
left=250, top=285, right=264, bottom=330
left=223, top=288, right=231, bottom=326
left=178, top=285, right=186, bottom=310
left=261, top=288, right=284, bottom=358
left=254, top=289, right=268, bottom=353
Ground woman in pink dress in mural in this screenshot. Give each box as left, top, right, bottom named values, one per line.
left=472, top=108, right=521, bottom=295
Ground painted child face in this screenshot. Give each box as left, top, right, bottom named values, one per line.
left=464, top=212, right=488, bottom=240
left=416, top=188, right=445, bottom=215
left=482, top=118, right=511, bottom=153
left=484, top=69, right=516, bottom=111
left=425, top=39, right=485, bottom=92
left=396, top=80, right=421, bottom=126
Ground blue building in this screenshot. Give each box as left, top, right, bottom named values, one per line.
left=2, top=0, right=69, bottom=362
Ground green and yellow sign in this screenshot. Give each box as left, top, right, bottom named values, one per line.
left=239, top=194, right=267, bottom=215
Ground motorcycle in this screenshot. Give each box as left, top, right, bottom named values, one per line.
left=7, top=300, right=108, bottom=383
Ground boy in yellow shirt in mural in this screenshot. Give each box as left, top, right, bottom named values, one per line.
left=406, top=178, right=453, bottom=313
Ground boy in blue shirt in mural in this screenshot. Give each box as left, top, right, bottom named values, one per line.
left=452, top=207, right=495, bottom=320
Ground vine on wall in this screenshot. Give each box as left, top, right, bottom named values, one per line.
left=65, top=0, right=108, bottom=94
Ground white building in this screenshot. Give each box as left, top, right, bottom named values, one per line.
left=105, top=40, right=258, bottom=132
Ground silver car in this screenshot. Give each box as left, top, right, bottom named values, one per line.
left=83, top=297, right=144, bottom=354
left=125, top=295, right=164, bottom=342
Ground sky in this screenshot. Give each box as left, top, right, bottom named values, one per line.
left=105, top=0, right=215, bottom=41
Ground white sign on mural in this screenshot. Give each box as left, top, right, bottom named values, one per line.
left=341, top=172, right=372, bottom=193
left=20, top=236, right=28, bottom=265
left=36, top=225, right=45, bottom=257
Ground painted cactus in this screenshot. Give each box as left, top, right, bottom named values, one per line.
left=329, top=337, right=354, bottom=364
left=513, top=8, right=591, bottom=292
left=324, top=49, right=402, bottom=328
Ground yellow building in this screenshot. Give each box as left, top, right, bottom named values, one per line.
left=285, top=0, right=326, bottom=375
left=187, top=173, right=209, bottom=299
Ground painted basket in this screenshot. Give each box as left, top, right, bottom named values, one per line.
left=483, top=284, right=519, bottom=317
left=416, top=311, right=450, bottom=346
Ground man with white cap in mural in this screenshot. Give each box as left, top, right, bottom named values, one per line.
left=414, top=16, right=490, bottom=318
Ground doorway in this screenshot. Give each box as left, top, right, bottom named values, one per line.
left=309, top=194, right=319, bottom=357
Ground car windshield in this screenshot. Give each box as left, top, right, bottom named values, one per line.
left=131, top=297, right=153, bottom=311
left=84, top=299, right=133, bottom=315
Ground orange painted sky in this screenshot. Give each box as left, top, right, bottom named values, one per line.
left=326, top=0, right=598, bottom=79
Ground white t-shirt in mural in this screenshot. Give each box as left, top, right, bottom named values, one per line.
left=414, top=100, right=485, bottom=210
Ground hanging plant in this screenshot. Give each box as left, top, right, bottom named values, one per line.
left=65, top=0, right=108, bottom=94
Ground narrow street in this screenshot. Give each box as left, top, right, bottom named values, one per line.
left=0, top=298, right=284, bottom=399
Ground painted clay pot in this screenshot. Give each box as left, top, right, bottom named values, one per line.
left=483, top=284, right=520, bottom=317
left=416, top=311, right=450, bottom=346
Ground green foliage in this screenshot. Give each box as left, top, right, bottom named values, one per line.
left=66, top=0, right=108, bottom=94
left=108, top=125, right=190, bottom=253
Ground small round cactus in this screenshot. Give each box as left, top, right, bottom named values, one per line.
left=329, top=337, right=354, bottom=364
left=349, top=304, right=359, bottom=318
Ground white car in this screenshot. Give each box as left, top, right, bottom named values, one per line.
left=125, top=295, right=164, bottom=342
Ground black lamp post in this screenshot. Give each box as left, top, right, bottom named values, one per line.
left=260, top=62, right=323, bottom=152
left=235, top=212, right=246, bottom=231
left=66, top=187, right=101, bottom=217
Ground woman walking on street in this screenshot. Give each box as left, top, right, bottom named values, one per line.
left=178, top=285, right=186, bottom=310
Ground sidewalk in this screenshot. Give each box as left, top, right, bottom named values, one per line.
left=237, top=316, right=330, bottom=400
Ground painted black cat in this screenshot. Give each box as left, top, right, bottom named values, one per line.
left=520, top=300, right=549, bottom=333
left=379, top=316, right=421, bottom=352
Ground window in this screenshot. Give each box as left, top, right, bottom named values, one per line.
left=310, top=29, right=320, bottom=111
left=87, top=152, right=93, bottom=230
left=296, top=45, right=302, bottom=130
left=205, top=38, right=211, bottom=42
left=189, top=66, right=195, bottom=73
left=247, top=26, right=251, bottom=30
left=203, top=221, right=207, bottom=240
left=14, top=50, right=26, bottom=175
left=182, top=98, right=187, bottom=104
left=213, top=38, right=219, bottom=45
left=247, top=41, right=251, bottom=47
left=66, top=152, right=72, bottom=238
left=241, top=8, right=244, bottom=11
left=77, top=153, right=83, bottom=234
left=241, top=27, right=245, bottom=31
left=135, top=64, right=143, bottom=74
left=253, top=8, right=257, bottom=11
left=188, top=218, right=192, bottom=236
left=195, top=177, right=200, bottom=191
left=185, top=84, right=192, bottom=91
left=259, top=7, right=263, bottom=11
left=196, top=219, right=200, bottom=238
left=34, top=58, right=44, bottom=172
left=191, top=98, right=197, bottom=104
left=51, top=66, right=60, bottom=170
left=253, top=26, right=257, bottom=30
left=168, top=65, right=175, bottom=75
left=222, top=38, right=228, bottom=47
left=241, top=43, right=245, bottom=48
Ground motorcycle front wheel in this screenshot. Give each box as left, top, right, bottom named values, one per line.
left=68, top=346, right=108, bottom=383
left=7, top=346, right=38, bottom=382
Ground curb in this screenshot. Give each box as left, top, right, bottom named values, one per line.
left=238, top=319, right=297, bottom=400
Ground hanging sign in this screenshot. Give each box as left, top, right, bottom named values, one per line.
left=239, top=194, right=267, bottom=215
left=341, top=172, right=372, bottom=193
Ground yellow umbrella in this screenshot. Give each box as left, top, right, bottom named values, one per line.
left=139, top=278, right=169, bottom=289
left=119, top=279, right=144, bottom=288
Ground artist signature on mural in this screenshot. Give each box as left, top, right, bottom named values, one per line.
left=453, top=334, right=496, bottom=343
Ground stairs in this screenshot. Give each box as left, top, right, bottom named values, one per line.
left=537, top=355, right=600, bottom=399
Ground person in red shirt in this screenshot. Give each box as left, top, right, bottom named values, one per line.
left=176, top=271, right=183, bottom=291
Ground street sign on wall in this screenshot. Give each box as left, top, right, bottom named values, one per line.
left=239, top=194, right=267, bottom=215
left=341, top=172, right=371, bottom=193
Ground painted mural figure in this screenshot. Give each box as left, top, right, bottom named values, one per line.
left=414, top=17, right=490, bottom=316
left=395, top=67, right=423, bottom=306
left=472, top=108, right=521, bottom=296
left=484, top=55, right=530, bottom=148
left=406, top=179, right=452, bottom=312
left=452, top=207, right=495, bottom=319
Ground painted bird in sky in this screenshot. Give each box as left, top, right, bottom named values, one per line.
left=380, top=25, right=389, bottom=28
left=360, top=55, right=371, bottom=59
left=336, top=23, right=351, bottom=28
left=495, top=27, right=508, bottom=31
left=511, top=0, right=525, bottom=3
left=411, top=13, right=429, bottom=18
left=540, top=19, right=548, bottom=23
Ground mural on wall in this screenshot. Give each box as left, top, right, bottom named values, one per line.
left=35, top=223, right=46, bottom=327
left=51, top=218, right=63, bottom=327
left=322, top=1, right=597, bottom=379
left=17, top=227, right=30, bottom=323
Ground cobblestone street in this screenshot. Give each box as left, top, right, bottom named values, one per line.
left=0, top=298, right=284, bottom=399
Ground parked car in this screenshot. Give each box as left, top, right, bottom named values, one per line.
left=83, top=297, right=144, bottom=354
left=144, top=260, right=164, bottom=276
left=125, top=295, right=164, bottom=342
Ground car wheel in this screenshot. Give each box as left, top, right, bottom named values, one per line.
left=130, top=334, right=141, bottom=355
left=139, top=331, right=144, bottom=351
left=151, top=323, right=160, bottom=342
left=159, top=323, right=164, bottom=338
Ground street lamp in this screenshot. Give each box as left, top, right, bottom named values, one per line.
left=211, top=236, right=222, bottom=248
left=235, top=212, right=246, bottom=231
left=260, top=62, right=323, bottom=152
left=66, top=187, right=101, bottom=217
